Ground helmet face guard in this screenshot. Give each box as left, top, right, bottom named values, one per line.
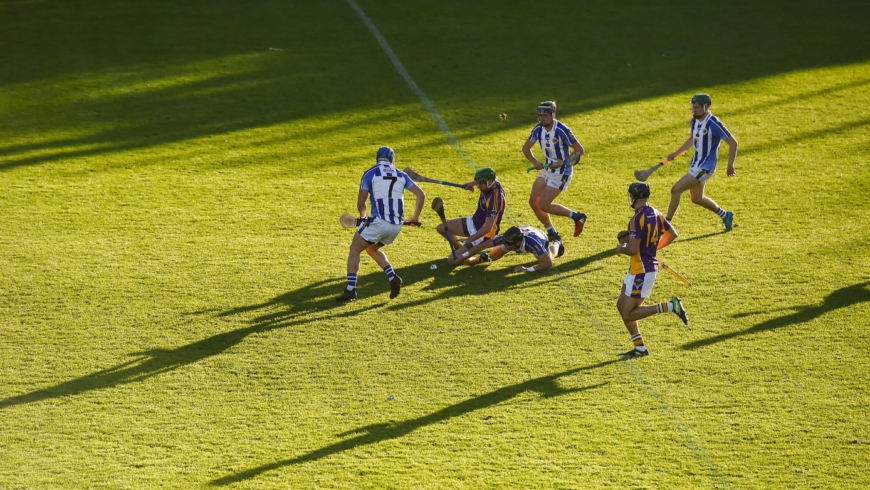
left=537, top=101, right=556, bottom=115
left=376, top=146, right=395, bottom=164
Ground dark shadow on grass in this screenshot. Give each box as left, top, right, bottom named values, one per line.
left=556, top=248, right=618, bottom=274
left=681, top=281, right=870, bottom=350
left=0, top=256, right=548, bottom=410
left=209, top=360, right=616, bottom=486
left=2, top=0, right=869, bottom=171
left=677, top=231, right=729, bottom=244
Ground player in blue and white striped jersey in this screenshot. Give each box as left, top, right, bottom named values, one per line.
left=665, top=93, right=739, bottom=231
left=447, top=225, right=564, bottom=273
left=522, top=101, right=588, bottom=241
left=336, top=147, right=425, bottom=302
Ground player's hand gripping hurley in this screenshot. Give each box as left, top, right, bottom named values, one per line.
left=526, top=151, right=582, bottom=173
left=339, top=212, right=420, bottom=228
left=633, top=150, right=687, bottom=181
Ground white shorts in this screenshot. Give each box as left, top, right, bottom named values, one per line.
left=358, top=218, right=403, bottom=246
left=463, top=217, right=486, bottom=247
left=689, top=166, right=715, bottom=183
left=624, top=271, right=658, bottom=299
left=536, top=168, right=572, bottom=190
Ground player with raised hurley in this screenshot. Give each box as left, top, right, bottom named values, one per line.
left=615, top=182, right=688, bottom=358
left=336, top=147, right=425, bottom=302
left=522, top=100, right=587, bottom=241
left=435, top=167, right=506, bottom=254
left=664, top=93, right=739, bottom=231
left=447, top=225, right=564, bottom=272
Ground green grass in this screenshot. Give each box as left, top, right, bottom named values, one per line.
left=1, top=0, right=869, bottom=488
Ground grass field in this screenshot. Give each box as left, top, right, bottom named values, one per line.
left=1, top=0, right=869, bottom=488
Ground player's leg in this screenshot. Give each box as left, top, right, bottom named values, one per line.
left=617, top=283, right=648, bottom=357
left=337, top=232, right=371, bottom=301
left=539, top=184, right=587, bottom=237
left=689, top=177, right=734, bottom=231
left=436, top=217, right=466, bottom=249
left=365, top=222, right=404, bottom=299
left=666, top=173, right=701, bottom=221
left=528, top=177, right=553, bottom=231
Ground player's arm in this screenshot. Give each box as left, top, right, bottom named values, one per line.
left=656, top=226, right=678, bottom=250
left=464, top=214, right=497, bottom=246
left=407, top=184, right=425, bottom=223
left=449, top=238, right=494, bottom=265
left=669, top=136, right=693, bottom=161
left=357, top=189, right=369, bottom=218
left=522, top=139, right=543, bottom=170
left=616, top=219, right=639, bottom=256
left=724, top=136, right=738, bottom=177
left=463, top=180, right=476, bottom=191
left=513, top=251, right=552, bottom=273
left=568, top=140, right=584, bottom=163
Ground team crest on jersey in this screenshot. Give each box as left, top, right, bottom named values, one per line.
left=633, top=278, right=644, bottom=289
left=703, top=129, right=708, bottom=135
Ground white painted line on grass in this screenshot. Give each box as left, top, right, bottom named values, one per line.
left=345, top=0, right=475, bottom=170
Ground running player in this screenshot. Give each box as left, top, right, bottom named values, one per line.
left=616, top=182, right=688, bottom=358
left=665, top=93, right=739, bottom=231
left=522, top=101, right=587, bottom=241
left=436, top=167, right=506, bottom=251
left=447, top=225, right=564, bottom=272
left=336, top=147, right=425, bottom=302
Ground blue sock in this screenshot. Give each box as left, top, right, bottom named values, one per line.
left=546, top=225, right=557, bottom=236
left=716, top=207, right=728, bottom=218
left=346, top=273, right=357, bottom=290
left=569, top=211, right=582, bottom=221
left=383, top=265, right=395, bottom=280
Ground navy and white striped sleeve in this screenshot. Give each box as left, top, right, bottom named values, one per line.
left=360, top=167, right=376, bottom=191
left=528, top=125, right=542, bottom=142
left=556, top=123, right=578, bottom=145
left=708, top=117, right=732, bottom=140
left=398, top=171, right=416, bottom=189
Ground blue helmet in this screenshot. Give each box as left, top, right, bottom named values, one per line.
left=376, top=146, right=395, bottom=164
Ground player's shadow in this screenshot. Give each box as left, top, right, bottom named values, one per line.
left=681, top=281, right=870, bottom=350
left=556, top=248, right=618, bottom=274
left=208, top=360, right=616, bottom=486
left=0, top=266, right=432, bottom=411
left=678, top=230, right=729, bottom=244
left=385, top=257, right=566, bottom=311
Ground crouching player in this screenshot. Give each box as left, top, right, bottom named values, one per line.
left=448, top=225, right=564, bottom=273
left=336, top=147, right=425, bottom=302
left=615, top=182, right=688, bottom=358
left=436, top=167, right=506, bottom=252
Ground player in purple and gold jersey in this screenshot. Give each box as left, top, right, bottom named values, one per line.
left=447, top=225, right=564, bottom=272
left=615, top=182, right=688, bottom=358
left=436, top=167, right=506, bottom=252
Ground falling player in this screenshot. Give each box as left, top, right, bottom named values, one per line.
left=336, top=147, right=425, bottom=302
left=447, top=225, right=564, bottom=272
left=616, top=182, right=688, bottom=358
